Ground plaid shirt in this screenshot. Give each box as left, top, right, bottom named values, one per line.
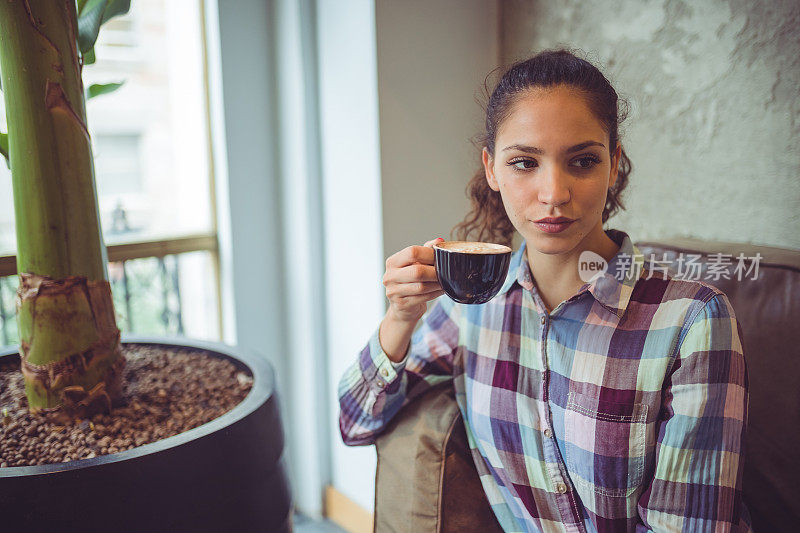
left=338, top=229, right=752, bottom=532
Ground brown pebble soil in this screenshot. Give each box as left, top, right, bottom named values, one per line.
left=0, top=343, right=253, bottom=468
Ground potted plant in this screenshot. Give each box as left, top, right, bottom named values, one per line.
left=0, top=1, right=292, bottom=530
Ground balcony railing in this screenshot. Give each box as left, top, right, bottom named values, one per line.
left=0, top=233, right=219, bottom=347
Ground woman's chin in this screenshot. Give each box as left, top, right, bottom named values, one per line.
left=527, top=236, right=577, bottom=256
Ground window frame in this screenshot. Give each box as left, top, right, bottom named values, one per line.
left=0, top=0, right=223, bottom=341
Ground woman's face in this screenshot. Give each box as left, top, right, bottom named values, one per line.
left=483, top=85, right=620, bottom=256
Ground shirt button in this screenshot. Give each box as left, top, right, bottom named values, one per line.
left=544, top=428, right=553, bottom=438
left=376, top=380, right=385, bottom=388
left=556, top=482, right=568, bottom=494
left=540, top=316, right=546, bottom=325
left=380, top=368, right=389, bottom=377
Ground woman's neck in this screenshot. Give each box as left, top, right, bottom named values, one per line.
left=525, top=225, right=620, bottom=313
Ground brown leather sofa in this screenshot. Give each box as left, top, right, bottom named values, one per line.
left=373, top=237, right=800, bottom=532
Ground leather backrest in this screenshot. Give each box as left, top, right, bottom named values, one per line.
left=374, top=382, right=502, bottom=532
left=635, top=237, right=800, bottom=531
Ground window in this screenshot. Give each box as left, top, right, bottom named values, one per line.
left=0, top=0, right=220, bottom=342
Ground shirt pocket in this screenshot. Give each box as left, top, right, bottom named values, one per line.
left=563, top=390, right=648, bottom=498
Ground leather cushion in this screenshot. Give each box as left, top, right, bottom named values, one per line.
left=374, top=382, right=502, bottom=532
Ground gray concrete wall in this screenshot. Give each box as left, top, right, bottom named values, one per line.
left=376, top=0, right=500, bottom=262
left=501, top=0, right=800, bottom=249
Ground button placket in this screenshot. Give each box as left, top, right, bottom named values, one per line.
left=522, top=293, right=582, bottom=528
left=526, top=292, right=584, bottom=529
left=540, top=312, right=561, bottom=485
left=541, top=311, right=574, bottom=502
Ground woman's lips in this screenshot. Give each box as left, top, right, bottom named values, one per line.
left=534, top=220, right=575, bottom=233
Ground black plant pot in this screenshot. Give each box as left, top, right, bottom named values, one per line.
left=0, top=335, right=293, bottom=532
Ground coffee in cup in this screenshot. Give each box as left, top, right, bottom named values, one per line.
left=433, top=241, right=512, bottom=304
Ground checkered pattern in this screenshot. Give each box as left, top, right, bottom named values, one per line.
left=338, top=229, right=752, bottom=532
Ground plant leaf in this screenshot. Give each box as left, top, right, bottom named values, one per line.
left=84, top=47, right=96, bottom=66
left=87, top=81, right=124, bottom=99
left=101, top=0, right=131, bottom=25
left=77, top=0, right=131, bottom=54
left=0, top=132, right=9, bottom=169
left=78, top=0, right=108, bottom=53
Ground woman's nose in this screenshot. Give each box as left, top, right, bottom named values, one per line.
left=537, top=165, right=571, bottom=206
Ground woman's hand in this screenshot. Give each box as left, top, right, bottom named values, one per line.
left=383, top=238, right=446, bottom=324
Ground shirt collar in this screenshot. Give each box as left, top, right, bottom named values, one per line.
left=496, top=229, right=644, bottom=318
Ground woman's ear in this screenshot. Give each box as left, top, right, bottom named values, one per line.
left=482, top=147, right=500, bottom=192
left=609, top=143, right=622, bottom=189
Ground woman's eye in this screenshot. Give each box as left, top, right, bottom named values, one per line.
left=509, top=159, right=537, bottom=170
left=571, top=155, right=601, bottom=169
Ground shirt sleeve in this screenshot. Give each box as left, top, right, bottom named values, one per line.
left=337, top=294, right=461, bottom=446
left=636, top=293, right=751, bottom=532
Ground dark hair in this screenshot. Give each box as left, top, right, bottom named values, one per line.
left=452, top=48, right=632, bottom=247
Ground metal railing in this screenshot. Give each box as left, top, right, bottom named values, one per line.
left=0, top=233, right=219, bottom=346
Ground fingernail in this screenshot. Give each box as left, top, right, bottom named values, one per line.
left=436, top=237, right=445, bottom=242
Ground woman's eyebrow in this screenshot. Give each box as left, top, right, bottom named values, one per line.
left=502, top=141, right=605, bottom=154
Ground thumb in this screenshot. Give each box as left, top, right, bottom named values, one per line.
left=424, top=237, right=445, bottom=248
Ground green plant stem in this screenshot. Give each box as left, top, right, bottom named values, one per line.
left=0, top=0, right=124, bottom=413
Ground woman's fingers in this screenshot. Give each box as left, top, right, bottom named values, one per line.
left=386, top=245, right=434, bottom=269
left=385, top=238, right=444, bottom=269
left=384, top=263, right=438, bottom=285
left=382, top=239, right=445, bottom=322
left=383, top=238, right=445, bottom=309
left=396, top=290, right=446, bottom=306
left=386, top=281, right=442, bottom=298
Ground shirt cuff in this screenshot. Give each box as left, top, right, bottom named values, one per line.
left=365, top=325, right=407, bottom=391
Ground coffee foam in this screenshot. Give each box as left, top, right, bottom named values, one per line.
left=435, top=241, right=512, bottom=254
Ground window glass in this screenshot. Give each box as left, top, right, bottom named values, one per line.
left=0, top=0, right=212, bottom=253
left=0, top=0, right=220, bottom=342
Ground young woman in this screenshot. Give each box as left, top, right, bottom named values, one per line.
left=338, top=49, right=752, bottom=532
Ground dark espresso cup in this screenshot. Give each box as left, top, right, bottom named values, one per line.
left=433, top=241, right=512, bottom=304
